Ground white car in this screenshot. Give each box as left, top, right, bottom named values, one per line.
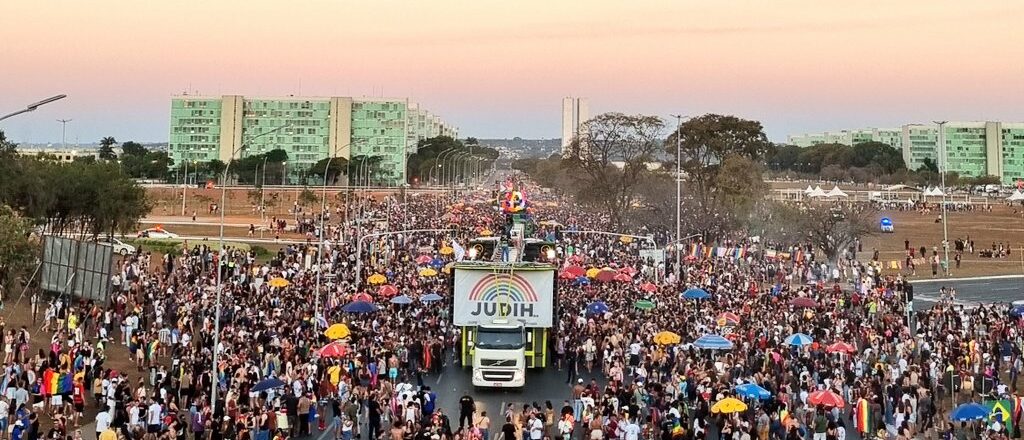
left=96, top=237, right=136, bottom=255
left=137, top=227, right=179, bottom=239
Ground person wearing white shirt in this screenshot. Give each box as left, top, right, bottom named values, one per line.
left=148, top=400, right=163, bottom=432
left=622, top=420, right=641, bottom=440
left=95, top=410, right=112, bottom=438
left=530, top=415, right=543, bottom=440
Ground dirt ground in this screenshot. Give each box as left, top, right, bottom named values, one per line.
left=860, top=205, right=1024, bottom=279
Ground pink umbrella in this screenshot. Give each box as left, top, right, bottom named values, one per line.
left=378, top=285, right=398, bottom=297
left=415, top=255, right=432, bottom=265
left=807, top=390, right=845, bottom=408
left=826, top=341, right=856, bottom=354
left=595, top=270, right=617, bottom=283
left=613, top=273, right=633, bottom=283
left=352, top=292, right=373, bottom=303
left=639, top=282, right=658, bottom=293
left=564, top=265, right=586, bottom=277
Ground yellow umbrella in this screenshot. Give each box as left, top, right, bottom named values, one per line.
left=439, top=246, right=454, bottom=256
left=419, top=268, right=438, bottom=277
left=711, top=397, right=748, bottom=414
left=619, top=236, right=633, bottom=244
left=268, top=278, right=290, bottom=288
left=479, top=229, right=493, bottom=237
left=323, top=323, right=350, bottom=340
left=653, top=331, right=681, bottom=345
left=442, top=262, right=454, bottom=274
left=367, top=273, right=387, bottom=285
left=585, top=267, right=601, bottom=278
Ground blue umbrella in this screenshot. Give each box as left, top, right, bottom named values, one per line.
left=430, top=258, right=445, bottom=269
left=735, top=383, right=771, bottom=400
left=574, top=276, right=590, bottom=286
left=682, top=288, right=710, bottom=300
left=390, top=295, right=413, bottom=305
left=785, top=333, right=814, bottom=346
left=251, top=377, right=286, bottom=393
left=693, top=334, right=733, bottom=350
left=586, top=301, right=610, bottom=316
left=949, top=403, right=989, bottom=421
left=421, top=293, right=443, bottom=302
left=342, top=300, right=379, bottom=313
left=1011, top=304, right=1024, bottom=318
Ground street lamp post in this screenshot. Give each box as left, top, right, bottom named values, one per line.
left=211, top=122, right=290, bottom=413
left=431, top=148, right=457, bottom=186
left=448, top=153, right=467, bottom=190
left=670, top=114, right=689, bottom=284
left=181, top=160, right=191, bottom=216
left=935, top=120, right=950, bottom=275
left=0, top=95, right=67, bottom=122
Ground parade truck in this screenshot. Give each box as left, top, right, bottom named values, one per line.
left=453, top=262, right=557, bottom=388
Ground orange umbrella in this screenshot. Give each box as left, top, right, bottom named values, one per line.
left=639, top=282, right=658, bottom=293
left=807, top=390, right=845, bottom=408
left=595, top=270, right=617, bottom=283
left=618, top=266, right=638, bottom=276
left=564, top=265, right=586, bottom=277
left=613, top=273, right=632, bottom=283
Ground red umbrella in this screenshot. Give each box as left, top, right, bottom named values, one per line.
left=639, top=282, right=658, bottom=293
left=564, top=265, right=586, bottom=277
left=559, top=271, right=577, bottom=280
left=613, top=273, right=632, bottom=283
left=595, top=269, right=617, bottom=283
left=826, top=341, right=857, bottom=354
left=318, top=341, right=348, bottom=358
left=415, top=255, right=432, bottom=265
left=807, top=390, right=845, bottom=408
left=789, top=297, right=818, bottom=308
left=378, top=285, right=398, bottom=297
left=618, top=266, right=638, bottom=276
left=352, top=292, right=373, bottom=303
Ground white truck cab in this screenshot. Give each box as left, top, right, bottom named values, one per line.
left=469, top=320, right=526, bottom=388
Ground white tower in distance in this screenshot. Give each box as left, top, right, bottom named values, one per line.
left=561, top=97, right=589, bottom=156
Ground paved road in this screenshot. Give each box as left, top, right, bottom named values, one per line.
left=912, top=275, right=1024, bottom=310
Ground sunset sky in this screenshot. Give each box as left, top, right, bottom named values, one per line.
left=1, top=0, right=1022, bottom=144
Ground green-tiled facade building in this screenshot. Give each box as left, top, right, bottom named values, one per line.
left=787, top=122, right=1024, bottom=184
left=902, top=122, right=1024, bottom=185
left=169, top=95, right=457, bottom=185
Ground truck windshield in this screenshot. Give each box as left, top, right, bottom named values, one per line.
left=476, top=327, right=524, bottom=349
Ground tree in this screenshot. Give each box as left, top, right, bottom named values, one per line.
left=918, top=157, right=939, bottom=174
left=98, top=137, right=118, bottom=160
left=405, top=136, right=498, bottom=184
left=0, top=205, right=36, bottom=297
left=0, top=131, right=16, bottom=154
left=307, top=157, right=349, bottom=185
left=567, top=113, right=664, bottom=227
left=800, top=203, right=876, bottom=264
left=464, top=137, right=479, bottom=146
left=120, top=141, right=147, bottom=157
left=666, top=114, right=772, bottom=239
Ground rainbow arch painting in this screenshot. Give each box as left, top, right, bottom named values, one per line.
left=468, top=273, right=539, bottom=302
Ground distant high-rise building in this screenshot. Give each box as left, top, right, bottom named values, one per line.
left=787, top=122, right=1024, bottom=184
left=168, top=95, right=456, bottom=185
left=561, top=97, right=589, bottom=155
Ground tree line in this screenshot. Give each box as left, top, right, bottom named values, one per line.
left=513, top=113, right=876, bottom=264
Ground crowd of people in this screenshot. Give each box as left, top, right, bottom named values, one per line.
left=7, top=174, right=1024, bottom=440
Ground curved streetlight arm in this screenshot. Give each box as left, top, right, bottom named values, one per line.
left=354, top=228, right=454, bottom=290
left=432, top=148, right=457, bottom=185
left=0, top=94, right=68, bottom=122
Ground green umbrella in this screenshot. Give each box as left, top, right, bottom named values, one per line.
left=634, top=300, right=656, bottom=310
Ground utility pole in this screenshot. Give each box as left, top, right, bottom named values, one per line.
left=935, top=121, right=950, bottom=275
left=670, top=114, right=687, bottom=284
left=57, top=119, right=72, bottom=149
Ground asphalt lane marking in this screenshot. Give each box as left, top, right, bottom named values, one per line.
left=913, top=274, right=1024, bottom=283
left=992, top=287, right=1019, bottom=291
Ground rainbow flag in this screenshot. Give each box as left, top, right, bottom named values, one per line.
left=854, top=398, right=871, bottom=433
left=733, top=246, right=746, bottom=260
left=689, top=244, right=698, bottom=257
left=703, top=246, right=713, bottom=258
left=147, top=340, right=159, bottom=359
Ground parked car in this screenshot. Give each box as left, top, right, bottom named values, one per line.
left=137, top=227, right=179, bottom=239
left=96, top=237, right=136, bottom=255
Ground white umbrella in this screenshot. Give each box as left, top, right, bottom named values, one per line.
left=808, top=188, right=828, bottom=198
left=804, top=185, right=814, bottom=194
left=929, top=187, right=945, bottom=197
left=1008, top=190, right=1024, bottom=201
